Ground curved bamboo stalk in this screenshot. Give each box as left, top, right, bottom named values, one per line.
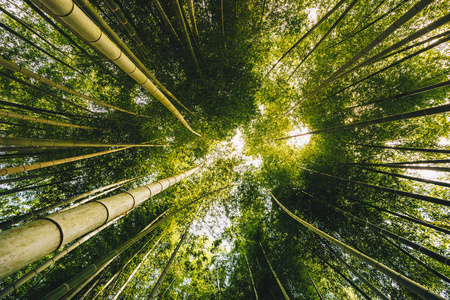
left=314, top=251, right=371, bottom=300
left=0, top=163, right=202, bottom=278
left=303, top=262, right=324, bottom=300
left=263, top=0, right=347, bottom=79
left=0, top=137, right=167, bottom=148
left=33, top=0, right=200, bottom=136
left=300, top=167, right=450, bottom=206
left=0, top=57, right=149, bottom=119
left=326, top=244, right=389, bottom=300
left=78, top=0, right=193, bottom=115
left=285, top=0, right=434, bottom=114
left=111, top=237, right=163, bottom=300
left=269, top=192, right=445, bottom=300
left=244, top=253, right=259, bottom=300
left=148, top=202, right=204, bottom=300
left=260, top=243, right=290, bottom=300
left=274, top=100, right=450, bottom=143
left=288, top=0, right=360, bottom=80
left=0, top=110, right=97, bottom=130
left=381, top=235, right=450, bottom=285
left=0, top=146, right=131, bottom=176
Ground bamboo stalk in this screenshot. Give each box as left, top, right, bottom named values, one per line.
left=244, top=253, right=259, bottom=300
left=260, top=243, right=291, bottom=300
left=0, top=137, right=167, bottom=148
left=186, top=0, right=199, bottom=40
left=350, top=162, right=450, bottom=172
left=33, top=0, right=200, bottom=136
left=303, top=262, right=324, bottom=300
left=269, top=192, right=445, bottom=300
left=0, top=164, right=202, bottom=278
left=348, top=142, right=450, bottom=154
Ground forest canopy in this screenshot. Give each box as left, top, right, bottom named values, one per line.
left=0, top=0, right=449, bottom=299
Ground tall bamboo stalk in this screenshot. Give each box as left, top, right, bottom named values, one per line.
left=0, top=164, right=202, bottom=278
left=0, top=137, right=167, bottom=148
left=264, top=0, right=347, bottom=79
left=91, top=272, right=119, bottom=300
left=244, top=253, right=259, bottom=300
left=288, top=0, right=360, bottom=80
left=186, top=0, right=199, bottom=40
left=285, top=0, right=434, bottom=114
left=303, top=261, right=324, bottom=300
left=153, top=0, right=182, bottom=43
left=147, top=202, right=204, bottom=300
left=111, top=237, right=163, bottom=300
left=269, top=192, right=445, bottom=300
left=0, top=99, right=85, bottom=120
left=260, top=243, right=291, bottom=300
left=350, top=162, right=450, bottom=172
left=33, top=0, right=200, bottom=135
left=348, top=142, right=450, bottom=154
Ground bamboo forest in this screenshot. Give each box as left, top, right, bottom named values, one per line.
left=0, top=0, right=449, bottom=298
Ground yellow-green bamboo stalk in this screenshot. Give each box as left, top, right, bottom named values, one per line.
left=0, top=109, right=96, bottom=130
left=186, top=0, right=199, bottom=41
left=0, top=147, right=131, bottom=176
left=32, top=0, right=200, bottom=136
left=260, top=243, right=290, bottom=300
left=269, top=192, right=445, bottom=300
left=0, top=163, right=202, bottom=278
left=77, top=0, right=194, bottom=115
left=0, top=56, right=149, bottom=119
left=0, top=137, right=168, bottom=148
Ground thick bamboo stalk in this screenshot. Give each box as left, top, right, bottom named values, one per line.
left=0, top=137, right=167, bottom=148
left=78, top=0, right=193, bottom=115
left=352, top=194, right=450, bottom=235
left=148, top=203, right=203, bottom=300
left=0, top=213, right=127, bottom=297
left=326, top=245, right=389, bottom=300
left=269, top=192, right=445, bottom=300
left=275, top=101, right=450, bottom=143
left=112, top=236, right=163, bottom=300
left=33, top=0, right=200, bottom=136
left=300, top=167, right=450, bottom=206
left=285, top=0, right=434, bottom=113
left=260, top=243, right=290, bottom=300
left=244, top=253, right=259, bottom=300
left=0, top=146, right=131, bottom=176
left=303, top=262, right=324, bottom=300
left=289, top=0, right=360, bottom=80
left=264, top=0, right=347, bottom=79
left=0, top=164, right=202, bottom=278
left=0, top=57, right=149, bottom=119
left=314, top=251, right=371, bottom=300
left=0, top=110, right=96, bottom=130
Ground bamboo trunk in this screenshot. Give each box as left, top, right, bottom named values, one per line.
left=303, top=262, right=324, bottom=300
left=186, top=0, right=199, bottom=40
left=33, top=0, right=200, bottom=136
left=351, top=162, right=450, bottom=173
left=153, top=0, right=182, bottom=43
left=0, top=137, right=167, bottom=148
left=348, top=142, right=450, bottom=154
left=260, top=243, right=290, bottom=300
left=244, top=253, right=259, bottom=300
left=269, top=192, right=445, bottom=300
left=0, top=164, right=202, bottom=278
left=91, top=272, right=119, bottom=300
left=147, top=202, right=203, bottom=300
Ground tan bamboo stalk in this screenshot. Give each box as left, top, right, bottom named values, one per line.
left=148, top=202, right=204, bottom=300
left=303, top=261, right=324, bottom=300
left=186, top=0, right=199, bottom=40
left=111, top=236, right=163, bottom=300
left=288, top=0, right=360, bottom=80
left=0, top=213, right=127, bottom=297
left=326, top=245, right=389, bottom=300
left=78, top=0, right=193, bottom=115
left=285, top=0, right=434, bottom=114
left=0, top=110, right=96, bottom=130
left=264, top=0, right=347, bottom=79
left=220, top=0, right=224, bottom=36
left=244, top=253, right=259, bottom=300
left=0, top=146, right=131, bottom=176
left=269, top=192, right=445, bottom=300
left=299, top=167, right=450, bottom=206
left=260, top=243, right=290, bottom=300
left=0, top=163, right=202, bottom=278
left=33, top=0, right=200, bottom=136
left=173, top=0, right=200, bottom=73
left=0, top=137, right=167, bottom=148
left=0, top=57, right=149, bottom=119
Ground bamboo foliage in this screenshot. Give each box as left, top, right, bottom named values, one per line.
left=32, top=0, right=200, bottom=136
left=269, top=192, right=445, bottom=300
left=260, top=243, right=291, bottom=300
left=0, top=163, right=202, bottom=278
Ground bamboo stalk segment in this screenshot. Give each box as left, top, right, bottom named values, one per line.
left=0, top=137, right=167, bottom=147
left=32, top=0, right=200, bottom=136
left=0, top=164, right=202, bottom=278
